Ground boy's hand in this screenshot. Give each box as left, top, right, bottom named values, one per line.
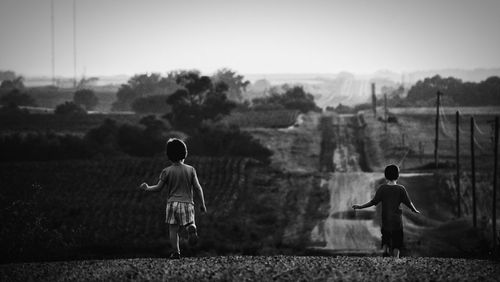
left=139, top=183, right=148, bottom=190
left=352, top=204, right=361, bottom=209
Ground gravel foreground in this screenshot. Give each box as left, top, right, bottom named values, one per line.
left=0, top=256, right=499, bottom=281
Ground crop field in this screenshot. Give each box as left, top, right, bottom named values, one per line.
left=0, top=156, right=253, bottom=261
left=223, top=110, right=299, bottom=128
left=0, top=113, right=145, bottom=135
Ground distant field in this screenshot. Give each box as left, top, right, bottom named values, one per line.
left=28, top=87, right=117, bottom=112
left=223, top=110, right=299, bottom=128
left=0, top=113, right=146, bottom=135
left=390, top=106, right=500, bottom=116
left=362, top=107, right=498, bottom=171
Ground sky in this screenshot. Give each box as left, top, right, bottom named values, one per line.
left=0, top=0, right=499, bottom=77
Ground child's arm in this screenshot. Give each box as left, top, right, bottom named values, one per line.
left=192, top=169, right=207, bottom=212
left=402, top=188, right=420, bottom=213
left=353, top=186, right=382, bottom=210
left=140, top=180, right=164, bottom=192
left=352, top=201, right=376, bottom=210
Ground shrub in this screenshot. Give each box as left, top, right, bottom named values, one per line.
left=0, top=89, right=36, bottom=107
left=74, top=89, right=98, bottom=110
left=54, top=102, right=87, bottom=115
left=131, top=95, right=170, bottom=114
left=187, top=122, right=272, bottom=163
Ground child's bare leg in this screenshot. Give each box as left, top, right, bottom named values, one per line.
left=393, top=248, right=400, bottom=259
left=383, top=244, right=390, bottom=256
left=169, top=224, right=180, bottom=254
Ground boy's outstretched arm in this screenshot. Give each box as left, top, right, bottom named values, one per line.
left=402, top=188, right=420, bottom=213
left=140, top=179, right=164, bottom=192
left=353, top=186, right=381, bottom=210
left=352, top=200, right=376, bottom=210
left=192, top=169, right=207, bottom=213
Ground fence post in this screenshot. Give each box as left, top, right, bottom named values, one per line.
left=456, top=111, right=461, bottom=217
left=371, top=83, right=376, bottom=117
left=493, top=116, right=498, bottom=252
left=434, top=91, right=443, bottom=169
left=471, top=116, right=476, bottom=228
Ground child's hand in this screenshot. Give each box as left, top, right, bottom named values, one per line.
left=352, top=204, right=361, bottom=210
left=139, top=183, right=148, bottom=190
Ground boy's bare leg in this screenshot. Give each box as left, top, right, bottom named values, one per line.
left=383, top=244, right=390, bottom=257
left=169, top=224, right=180, bottom=254
left=394, top=248, right=400, bottom=259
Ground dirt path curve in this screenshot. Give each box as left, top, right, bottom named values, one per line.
left=1, top=256, right=498, bottom=281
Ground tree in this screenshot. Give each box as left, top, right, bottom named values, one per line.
left=211, top=68, right=250, bottom=102
left=131, top=95, right=171, bottom=114
left=252, top=85, right=320, bottom=113
left=112, top=84, right=137, bottom=111
left=111, top=73, right=180, bottom=112
left=406, top=75, right=500, bottom=106
left=54, top=101, right=87, bottom=115
left=0, top=76, right=25, bottom=93
left=164, top=71, right=235, bottom=129
left=187, top=122, right=272, bottom=163
left=73, top=89, right=98, bottom=110
left=0, top=89, right=36, bottom=106
left=0, top=70, right=16, bottom=82
left=76, top=76, right=99, bottom=89
left=127, top=73, right=162, bottom=97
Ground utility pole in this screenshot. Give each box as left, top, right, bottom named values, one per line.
left=51, top=0, right=55, bottom=86
left=73, top=0, right=77, bottom=89
left=456, top=111, right=460, bottom=218
left=371, top=83, right=376, bottom=117
left=434, top=91, right=443, bottom=169
left=384, top=93, right=388, bottom=132
left=493, top=116, right=499, bottom=252
left=471, top=116, right=477, bottom=227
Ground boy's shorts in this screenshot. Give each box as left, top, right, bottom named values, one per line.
left=165, top=202, right=195, bottom=226
left=381, top=228, right=404, bottom=249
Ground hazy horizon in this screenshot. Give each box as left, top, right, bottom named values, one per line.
left=1, top=0, right=500, bottom=77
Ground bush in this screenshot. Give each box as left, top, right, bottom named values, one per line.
left=251, top=86, right=320, bottom=113
left=0, top=103, right=30, bottom=115
left=131, top=95, right=170, bottom=114
left=86, top=116, right=171, bottom=157
left=0, top=132, right=93, bottom=161
left=187, top=122, right=272, bottom=163
left=54, top=102, right=87, bottom=115
left=0, top=89, right=36, bottom=107
left=74, top=89, right=98, bottom=110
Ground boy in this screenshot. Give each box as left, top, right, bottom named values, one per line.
left=140, top=138, right=207, bottom=259
left=352, top=164, right=419, bottom=258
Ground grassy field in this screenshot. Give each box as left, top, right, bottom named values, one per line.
left=362, top=107, right=499, bottom=171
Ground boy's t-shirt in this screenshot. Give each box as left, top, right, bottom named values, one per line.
left=159, top=163, right=197, bottom=204
left=370, top=184, right=412, bottom=231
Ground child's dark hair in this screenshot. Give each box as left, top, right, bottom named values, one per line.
left=166, top=138, right=187, bottom=162
left=384, top=164, right=399, bottom=180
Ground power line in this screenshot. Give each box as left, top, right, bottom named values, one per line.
left=51, top=0, right=55, bottom=86
left=73, top=0, right=77, bottom=88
